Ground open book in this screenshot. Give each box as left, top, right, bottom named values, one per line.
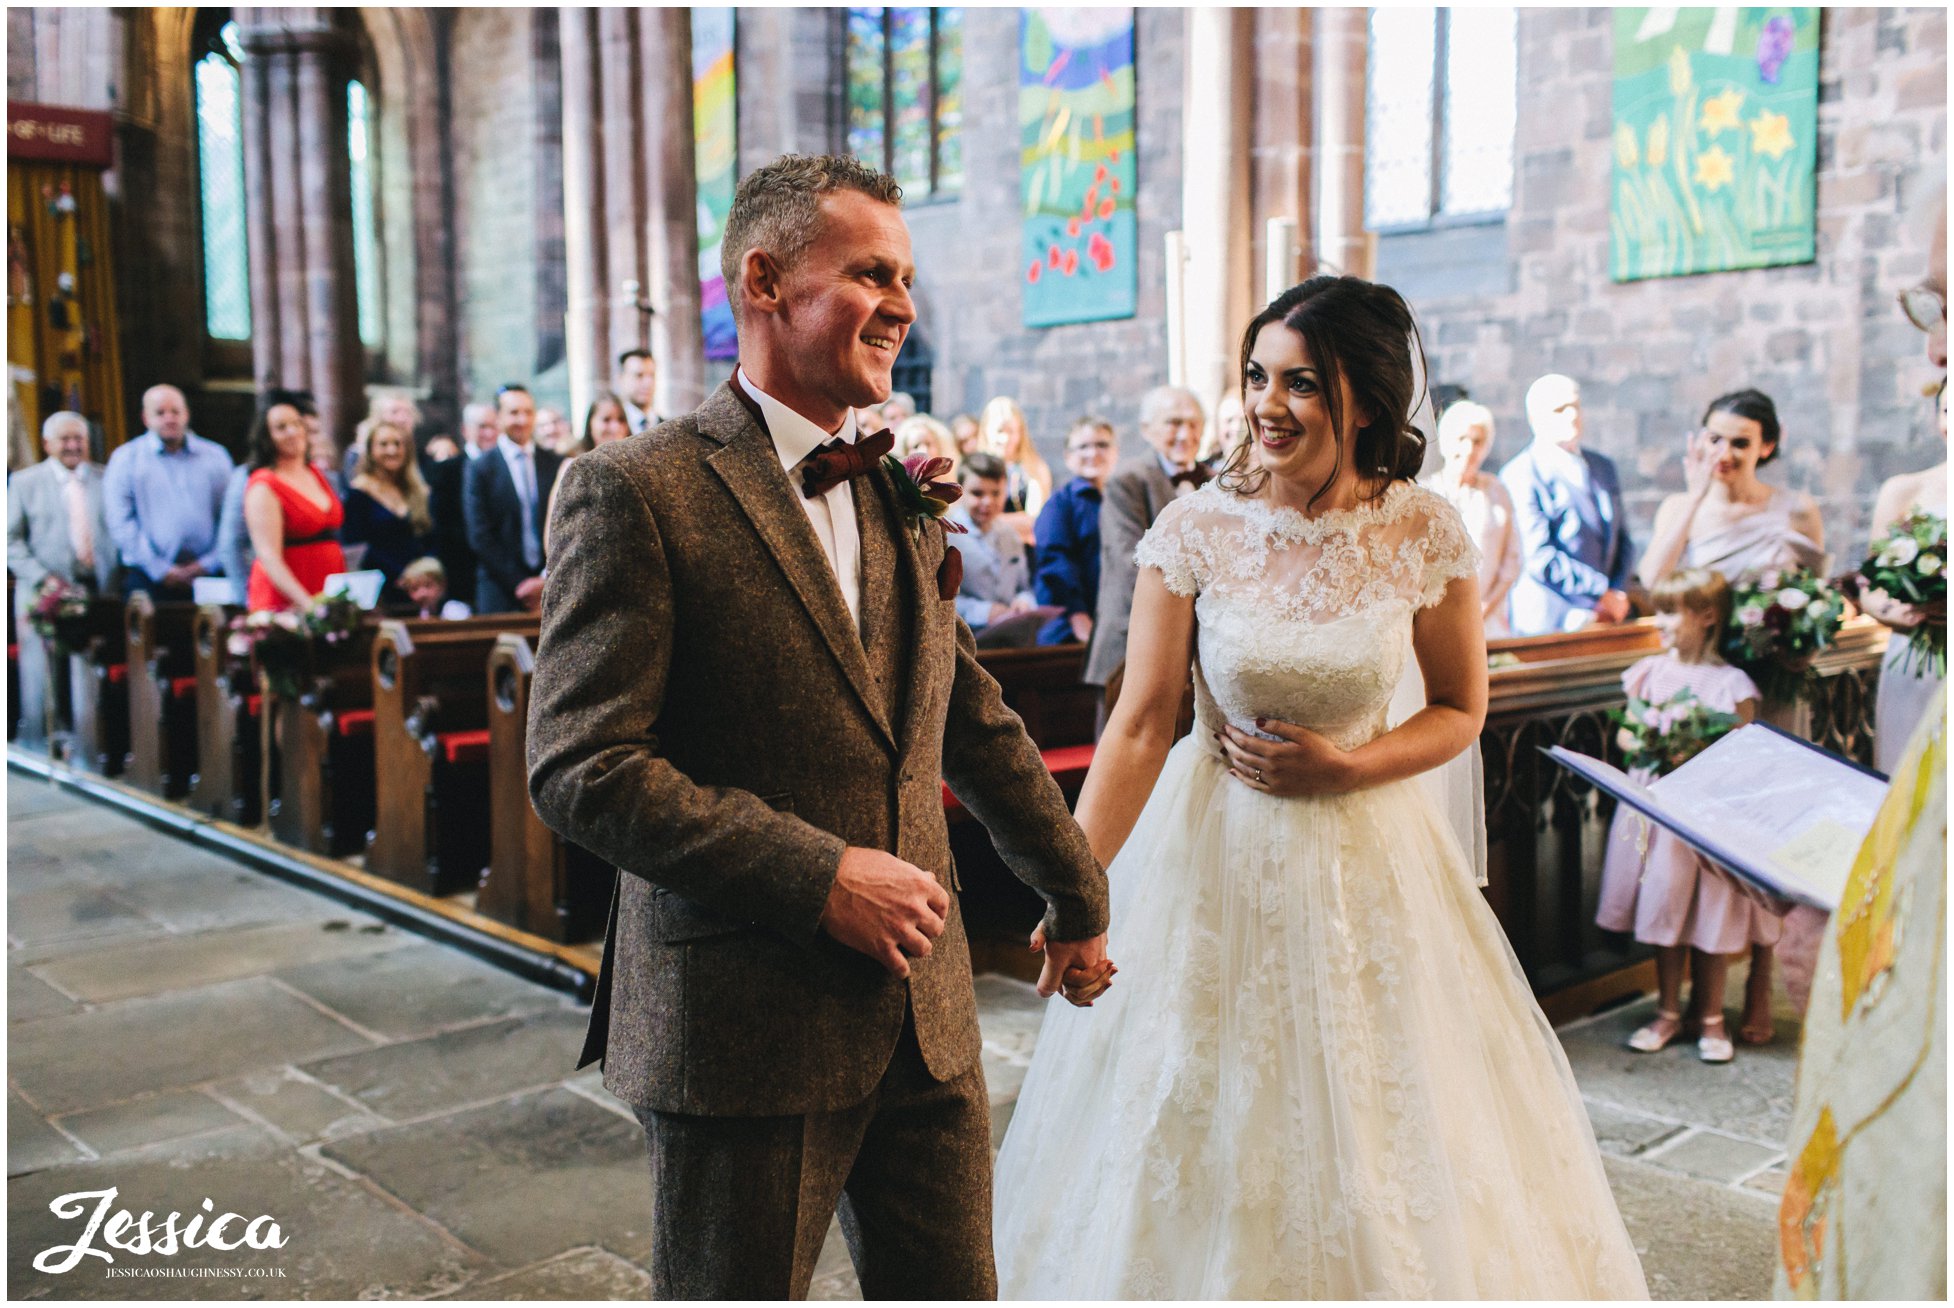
left=1546, top=724, right=1888, bottom=912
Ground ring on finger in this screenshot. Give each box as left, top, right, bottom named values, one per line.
left=1254, top=767, right=1264, bottom=784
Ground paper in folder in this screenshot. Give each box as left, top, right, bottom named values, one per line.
left=1545, top=723, right=1888, bottom=912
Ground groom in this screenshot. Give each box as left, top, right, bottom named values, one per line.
left=527, top=153, right=1112, bottom=1299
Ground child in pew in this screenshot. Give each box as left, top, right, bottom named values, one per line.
left=1595, top=567, right=1781, bottom=1063
left=399, top=557, right=473, bottom=621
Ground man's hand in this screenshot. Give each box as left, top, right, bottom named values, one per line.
left=1030, top=924, right=1114, bottom=1005
left=162, top=561, right=206, bottom=588
left=1068, top=611, right=1094, bottom=643
left=819, top=846, right=950, bottom=978
left=515, top=575, right=547, bottom=610
left=1595, top=589, right=1632, bottom=623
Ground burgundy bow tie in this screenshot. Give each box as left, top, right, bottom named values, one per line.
left=1170, top=465, right=1212, bottom=489
left=801, top=427, right=895, bottom=498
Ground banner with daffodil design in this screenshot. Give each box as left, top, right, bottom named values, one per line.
left=1610, top=8, right=1818, bottom=281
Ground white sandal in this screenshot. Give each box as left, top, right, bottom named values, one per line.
left=1697, top=1016, right=1734, bottom=1063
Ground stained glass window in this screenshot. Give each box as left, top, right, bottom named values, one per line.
left=1364, top=7, right=1516, bottom=230
left=195, top=21, right=251, bottom=341
left=844, top=7, right=962, bottom=199
left=347, top=80, right=381, bottom=348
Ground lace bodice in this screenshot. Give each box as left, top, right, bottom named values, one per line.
left=1135, top=481, right=1479, bottom=750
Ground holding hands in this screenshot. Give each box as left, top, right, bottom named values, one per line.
left=1030, top=923, right=1115, bottom=1007
left=1217, top=718, right=1356, bottom=797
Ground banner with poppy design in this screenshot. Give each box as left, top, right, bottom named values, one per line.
left=1609, top=7, right=1818, bottom=282
left=1019, top=8, right=1136, bottom=327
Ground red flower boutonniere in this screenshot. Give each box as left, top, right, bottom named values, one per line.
left=883, top=454, right=966, bottom=599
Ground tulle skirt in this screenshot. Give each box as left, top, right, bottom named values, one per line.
left=992, top=734, right=1648, bottom=1299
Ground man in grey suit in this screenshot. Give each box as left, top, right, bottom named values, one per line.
left=1084, top=384, right=1207, bottom=688
left=8, top=411, right=119, bottom=743
left=527, top=154, right=1112, bottom=1299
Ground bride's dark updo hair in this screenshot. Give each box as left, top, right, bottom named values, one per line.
left=1217, top=275, right=1431, bottom=510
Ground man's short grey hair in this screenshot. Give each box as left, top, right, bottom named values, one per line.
left=1525, top=373, right=1579, bottom=429
left=1138, top=385, right=1202, bottom=427
left=720, top=154, right=904, bottom=326
left=461, top=402, right=494, bottom=424
left=41, top=410, right=88, bottom=442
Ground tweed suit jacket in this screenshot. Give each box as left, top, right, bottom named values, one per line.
left=1084, top=455, right=1181, bottom=686
left=528, top=382, right=1108, bottom=1117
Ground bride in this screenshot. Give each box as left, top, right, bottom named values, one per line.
left=993, top=277, right=1648, bottom=1299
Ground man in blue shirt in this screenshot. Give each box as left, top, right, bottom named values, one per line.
left=1033, top=416, right=1117, bottom=646
left=1499, top=373, right=1636, bottom=635
left=101, top=384, right=235, bottom=598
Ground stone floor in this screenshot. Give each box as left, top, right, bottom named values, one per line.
left=8, top=775, right=1786, bottom=1300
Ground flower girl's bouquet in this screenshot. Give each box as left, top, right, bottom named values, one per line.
left=1721, top=567, right=1845, bottom=705
left=1856, top=510, right=1947, bottom=676
left=1609, top=688, right=1744, bottom=777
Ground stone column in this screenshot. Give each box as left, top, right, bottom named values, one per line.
left=642, top=8, right=705, bottom=413
left=558, top=7, right=607, bottom=423
left=1180, top=7, right=1255, bottom=410
left=1251, top=8, right=1314, bottom=290
left=598, top=8, right=647, bottom=367
left=1313, top=8, right=1371, bottom=280
left=235, top=9, right=364, bottom=449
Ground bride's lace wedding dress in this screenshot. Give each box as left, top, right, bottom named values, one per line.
left=993, top=481, right=1648, bottom=1299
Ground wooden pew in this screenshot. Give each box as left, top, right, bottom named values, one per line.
left=479, top=633, right=614, bottom=940
left=64, top=597, right=130, bottom=776
left=943, top=644, right=1102, bottom=820
left=367, top=615, right=540, bottom=894
left=265, top=624, right=379, bottom=857
left=188, top=604, right=262, bottom=825
left=123, top=594, right=202, bottom=798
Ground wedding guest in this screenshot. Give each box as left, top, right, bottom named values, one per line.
left=1207, top=389, right=1248, bottom=469
left=421, top=415, right=478, bottom=610
left=535, top=406, right=575, bottom=457
left=306, top=410, right=348, bottom=501
left=1034, top=416, right=1116, bottom=646
left=1429, top=401, right=1523, bottom=636
left=1861, top=379, right=1946, bottom=775
left=1500, top=373, right=1634, bottom=634
left=342, top=417, right=435, bottom=598
left=949, top=411, right=981, bottom=457
left=8, top=411, right=118, bottom=744
left=215, top=463, right=253, bottom=605
left=398, top=556, right=472, bottom=620
left=1084, top=384, right=1206, bottom=688
left=463, top=383, right=560, bottom=613
left=102, top=383, right=234, bottom=599
left=893, top=413, right=960, bottom=476
left=423, top=435, right=461, bottom=463
left=1597, top=567, right=1772, bottom=1061
left=979, top=395, right=1054, bottom=546
left=461, top=401, right=500, bottom=460
left=949, top=451, right=1037, bottom=646
left=544, top=394, right=633, bottom=551
left=615, top=348, right=660, bottom=434
left=343, top=390, right=421, bottom=482
left=1636, top=388, right=1825, bottom=589
left=243, top=390, right=345, bottom=613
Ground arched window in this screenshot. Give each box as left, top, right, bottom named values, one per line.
left=845, top=8, right=962, bottom=200
left=1364, top=7, right=1517, bottom=230
left=347, top=78, right=381, bottom=348
left=193, top=15, right=251, bottom=342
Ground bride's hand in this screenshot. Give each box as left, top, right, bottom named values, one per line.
left=1218, top=719, right=1355, bottom=796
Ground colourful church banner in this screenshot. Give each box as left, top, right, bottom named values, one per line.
left=1610, top=7, right=1819, bottom=282
left=1019, top=8, right=1136, bottom=328
left=693, top=9, right=738, bottom=360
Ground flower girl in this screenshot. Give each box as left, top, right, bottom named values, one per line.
left=1596, top=568, right=1777, bottom=1062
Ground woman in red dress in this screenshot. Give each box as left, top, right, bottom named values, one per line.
left=244, top=390, right=346, bottom=612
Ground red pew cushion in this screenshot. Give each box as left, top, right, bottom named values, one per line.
left=245, top=694, right=262, bottom=716
left=106, top=663, right=127, bottom=684
left=942, top=743, right=1096, bottom=817
left=170, top=675, right=199, bottom=699
left=7, top=643, right=17, bottom=660
left=439, top=728, right=491, bottom=765
left=336, top=708, right=375, bottom=738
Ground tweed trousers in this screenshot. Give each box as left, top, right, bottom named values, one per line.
left=634, top=1003, right=996, bottom=1300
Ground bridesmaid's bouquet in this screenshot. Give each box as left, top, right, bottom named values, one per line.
left=225, top=595, right=364, bottom=699
left=1856, top=510, right=1946, bottom=676
left=27, top=576, right=92, bottom=651
left=1722, top=567, right=1845, bottom=705
left=1610, top=689, right=1744, bottom=776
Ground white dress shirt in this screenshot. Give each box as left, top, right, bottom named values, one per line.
left=738, top=366, right=863, bottom=629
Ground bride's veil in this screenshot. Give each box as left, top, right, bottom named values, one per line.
left=1386, top=634, right=1490, bottom=887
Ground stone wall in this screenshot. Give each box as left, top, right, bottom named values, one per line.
left=1379, top=6, right=1947, bottom=560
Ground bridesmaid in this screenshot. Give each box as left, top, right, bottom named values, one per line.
left=244, top=390, right=346, bottom=614
left=1860, top=380, right=1947, bottom=774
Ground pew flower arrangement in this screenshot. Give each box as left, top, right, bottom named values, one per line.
left=1856, top=509, right=1947, bottom=676
left=1722, top=566, right=1844, bottom=705
left=226, top=595, right=364, bottom=699
left=1610, top=688, right=1744, bottom=777
left=27, top=576, right=92, bottom=650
